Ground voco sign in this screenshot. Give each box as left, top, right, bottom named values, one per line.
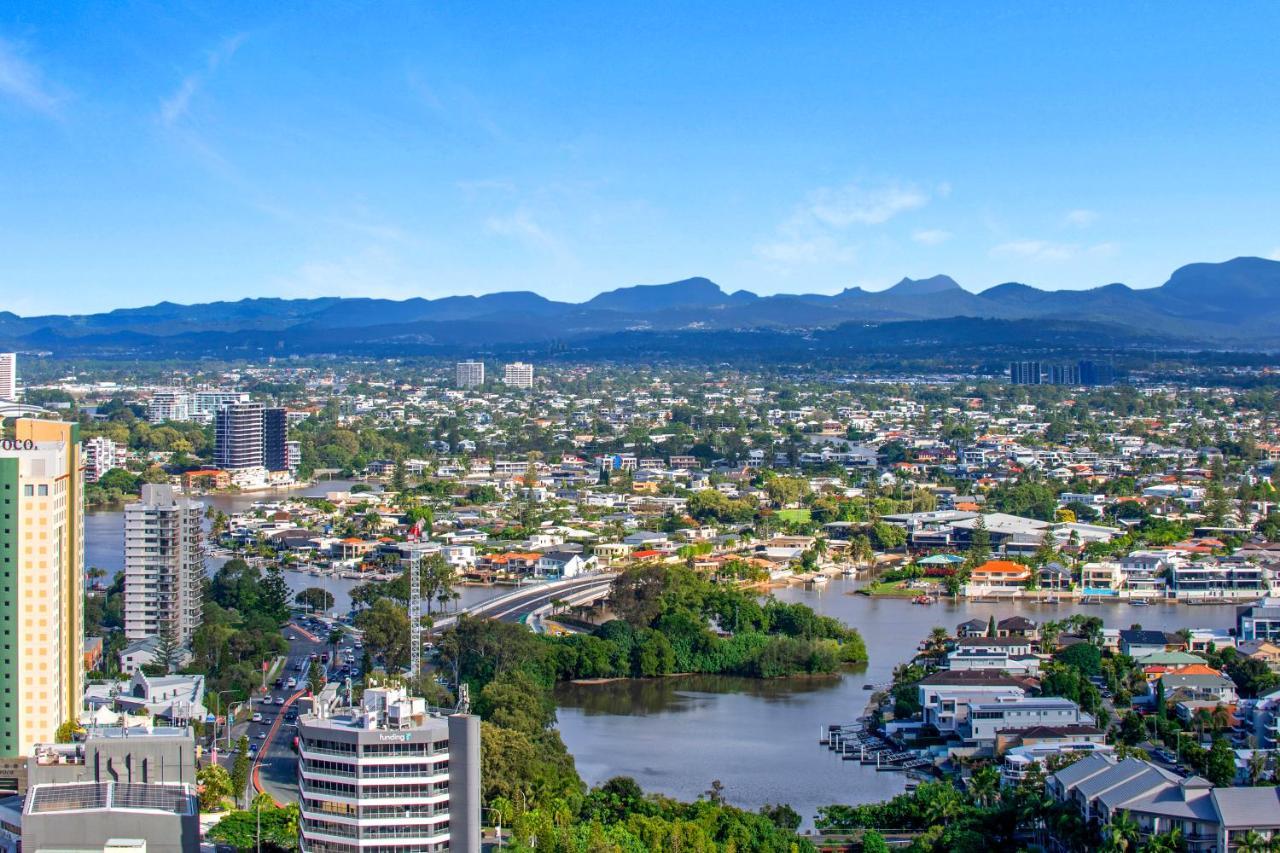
left=0, top=439, right=35, bottom=451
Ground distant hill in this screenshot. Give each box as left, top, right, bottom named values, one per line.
left=2, top=256, right=1279, bottom=356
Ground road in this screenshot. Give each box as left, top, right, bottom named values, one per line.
left=433, top=573, right=616, bottom=631
left=208, top=575, right=614, bottom=805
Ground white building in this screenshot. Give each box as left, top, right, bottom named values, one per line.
left=124, top=485, right=204, bottom=644
left=214, top=401, right=264, bottom=469
left=147, top=389, right=191, bottom=423
left=296, top=686, right=480, bottom=853
left=83, top=435, right=126, bottom=483
left=503, top=361, right=534, bottom=389
left=0, top=352, right=16, bottom=400
left=455, top=361, right=485, bottom=388
left=190, top=390, right=249, bottom=422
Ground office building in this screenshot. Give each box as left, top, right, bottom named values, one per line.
left=297, top=686, right=480, bottom=853
left=0, top=419, right=85, bottom=758
left=21, top=782, right=199, bottom=853
left=82, top=436, right=125, bottom=483
left=456, top=361, right=485, bottom=389
left=214, top=401, right=265, bottom=470
left=123, top=485, right=204, bottom=645
left=503, top=361, right=534, bottom=389
left=1009, top=361, right=1043, bottom=385
left=0, top=354, right=16, bottom=401
left=264, top=407, right=289, bottom=472
left=146, top=390, right=191, bottom=424
left=1010, top=359, right=1115, bottom=387
left=29, top=724, right=197, bottom=789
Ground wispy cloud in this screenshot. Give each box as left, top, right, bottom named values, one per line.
left=1064, top=208, right=1099, bottom=228
left=0, top=36, right=66, bottom=116
left=991, top=239, right=1118, bottom=262
left=755, top=179, right=939, bottom=271
left=160, top=33, right=247, bottom=126
left=485, top=209, right=576, bottom=267
left=806, top=182, right=929, bottom=227
left=912, top=228, right=953, bottom=246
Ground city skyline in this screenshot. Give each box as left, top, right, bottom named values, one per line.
left=3, top=3, right=1280, bottom=314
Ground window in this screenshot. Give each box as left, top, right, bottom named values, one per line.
left=22, top=486, right=33, bottom=497
left=37, top=485, right=48, bottom=496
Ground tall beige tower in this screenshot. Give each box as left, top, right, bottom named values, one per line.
left=0, top=419, right=84, bottom=757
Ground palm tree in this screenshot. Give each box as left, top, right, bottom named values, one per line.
left=967, top=765, right=1000, bottom=808
left=1235, top=829, right=1270, bottom=853
left=1140, top=826, right=1183, bottom=853
left=1106, top=809, right=1140, bottom=852
left=927, top=626, right=950, bottom=654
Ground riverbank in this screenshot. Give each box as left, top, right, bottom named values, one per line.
left=553, top=575, right=1242, bottom=826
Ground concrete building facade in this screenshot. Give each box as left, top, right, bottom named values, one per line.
left=0, top=419, right=84, bottom=759
left=123, top=485, right=204, bottom=644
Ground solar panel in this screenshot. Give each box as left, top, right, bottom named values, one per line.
left=113, top=783, right=192, bottom=815
left=28, top=782, right=192, bottom=816
left=29, top=783, right=109, bottom=813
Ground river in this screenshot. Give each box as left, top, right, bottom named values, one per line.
left=86, top=494, right=1244, bottom=822
left=553, top=575, right=1242, bottom=825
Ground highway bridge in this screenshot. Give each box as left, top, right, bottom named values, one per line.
left=431, top=572, right=616, bottom=632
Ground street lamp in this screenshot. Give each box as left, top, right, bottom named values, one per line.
left=214, top=690, right=236, bottom=749
left=485, top=807, right=504, bottom=850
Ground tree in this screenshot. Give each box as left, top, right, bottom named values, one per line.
left=294, top=588, right=335, bottom=613
left=152, top=629, right=181, bottom=674
left=1054, top=642, right=1102, bottom=677
left=354, top=598, right=411, bottom=671
left=861, top=829, right=891, bottom=853
left=987, top=614, right=997, bottom=638
left=55, top=720, right=82, bottom=743
left=197, top=763, right=233, bottom=812
left=968, top=515, right=991, bottom=565
left=1207, top=736, right=1236, bottom=786
left=231, top=735, right=251, bottom=807
left=1104, top=809, right=1140, bottom=852
left=308, top=660, right=325, bottom=695
left=609, top=564, right=671, bottom=628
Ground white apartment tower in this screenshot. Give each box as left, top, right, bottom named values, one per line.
left=503, top=361, right=534, bottom=389
left=296, top=686, right=480, bottom=853
left=147, top=390, right=191, bottom=424
left=214, top=401, right=265, bottom=470
left=83, top=435, right=125, bottom=483
left=455, top=361, right=485, bottom=389
left=0, top=352, right=17, bottom=401
left=123, top=485, right=204, bottom=645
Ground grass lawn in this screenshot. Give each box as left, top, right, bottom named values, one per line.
left=776, top=508, right=811, bottom=523
left=864, top=581, right=926, bottom=597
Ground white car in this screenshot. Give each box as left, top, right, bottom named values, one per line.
left=252, top=712, right=263, bottom=723
left=258, top=731, right=267, bottom=740
left=275, top=696, right=285, bottom=705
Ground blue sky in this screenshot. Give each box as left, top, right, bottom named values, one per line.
left=2, top=2, right=1279, bottom=314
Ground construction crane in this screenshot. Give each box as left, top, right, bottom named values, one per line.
left=405, top=545, right=428, bottom=681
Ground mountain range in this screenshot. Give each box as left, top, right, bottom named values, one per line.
left=3, top=256, right=1279, bottom=357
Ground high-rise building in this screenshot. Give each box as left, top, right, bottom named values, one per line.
left=214, top=402, right=265, bottom=470
left=285, top=440, right=302, bottom=472
left=263, top=407, right=289, bottom=472
left=455, top=361, right=485, bottom=388
left=1008, top=361, right=1043, bottom=385
left=82, top=436, right=124, bottom=483
left=190, top=390, right=249, bottom=423
left=147, top=390, right=191, bottom=424
left=0, top=353, right=17, bottom=401
left=123, top=485, right=204, bottom=645
left=1077, top=360, right=1115, bottom=386
left=503, top=361, right=534, bottom=389
left=0, top=419, right=84, bottom=758
left=296, top=686, right=480, bottom=853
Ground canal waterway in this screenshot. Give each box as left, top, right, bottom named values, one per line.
left=553, top=575, right=1242, bottom=825
left=85, top=495, right=1245, bottom=823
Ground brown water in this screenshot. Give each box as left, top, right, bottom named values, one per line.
left=553, top=576, right=1241, bottom=825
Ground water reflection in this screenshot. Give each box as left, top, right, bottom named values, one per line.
left=555, top=671, right=856, bottom=716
